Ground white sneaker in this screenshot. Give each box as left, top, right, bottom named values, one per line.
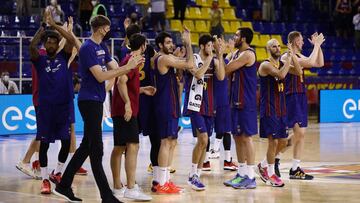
left=16, top=161, right=37, bottom=178
left=124, top=185, right=152, bottom=201
left=113, top=187, right=126, bottom=198
left=209, top=149, right=220, bottom=159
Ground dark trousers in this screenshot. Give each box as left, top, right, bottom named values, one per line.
left=173, top=0, right=186, bottom=21
left=59, top=100, right=112, bottom=199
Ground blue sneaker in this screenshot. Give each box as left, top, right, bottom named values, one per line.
left=223, top=173, right=245, bottom=187
left=232, top=175, right=256, bottom=189
left=188, top=174, right=206, bottom=191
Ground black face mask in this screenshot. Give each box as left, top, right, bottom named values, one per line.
left=103, top=30, right=112, bottom=41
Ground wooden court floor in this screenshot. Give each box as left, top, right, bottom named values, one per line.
left=0, top=121, right=359, bottom=203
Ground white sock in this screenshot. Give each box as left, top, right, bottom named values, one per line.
left=34, top=152, right=39, bottom=161
left=237, top=162, right=246, bottom=176
left=275, top=152, right=282, bottom=159
left=247, top=165, right=255, bottom=179
left=213, top=138, right=222, bottom=151
left=268, top=164, right=275, bottom=176
left=224, top=150, right=231, bottom=162
left=166, top=167, right=171, bottom=182
left=159, top=167, right=167, bottom=186
left=197, top=169, right=202, bottom=178
left=204, top=152, right=210, bottom=163
left=190, top=163, right=198, bottom=177
left=54, top=162, right=64, bottom=174
left=41, top=167, right=48, bottom=180
left=153, top=166, right=158, bottom=182
left=292, top=159, right=301, bottom=171
left=261, top=157, right=268, bottom=168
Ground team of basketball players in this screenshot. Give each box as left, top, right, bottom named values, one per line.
left=15, top=13, right=324, bottom=202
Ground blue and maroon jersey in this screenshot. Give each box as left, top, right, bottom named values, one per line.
left=214, top=75, right=230, bottom=107
left=260, top=60, right=287, bottom=118
left=183, top=58, right=216, bottom=117
left=285, top=54, right=306, bottom=95
left=230, top=48, right=257, bottom=110
left=153, top=55, right=180, bottom=120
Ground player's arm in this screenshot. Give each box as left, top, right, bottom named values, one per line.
left=298, top=33, right=325, bottom=68
left=225, top=50, right=253, bottom=75
left=105, top=78, right=115, bottom=91
left=46, top=12, right=75, bottom=54
left=213, top=37, right=225, bottom=81
left=193, top=56, right=212, bottom=79
left=260, top=55, right=292, bottom=79
left=140, top=86, right=156, bottom=96
left=90, top=55, right=144, bottom=83
left=67, top=16, right=82, bottom=51
left=29, top=26, right=45, bottom=60
left=117, top=75, right=132, bottom=122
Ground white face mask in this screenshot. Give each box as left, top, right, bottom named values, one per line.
left=50, top=0, right=57, bottom=6
left=91, top=0, right=97, bottom=6
left=2, top=75, right=9, bottom=83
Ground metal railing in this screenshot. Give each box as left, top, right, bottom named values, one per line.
left=0, top=36, right=157, bottom=93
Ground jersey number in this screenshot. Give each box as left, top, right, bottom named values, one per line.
left=278, top=83, right=284, bottom=92
left=139, top=63, right=145, bottom=81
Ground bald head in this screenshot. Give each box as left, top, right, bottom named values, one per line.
left=266, top=39, right=281, bottom=59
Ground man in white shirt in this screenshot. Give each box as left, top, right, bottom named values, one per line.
left=0, top=71, right=19, bottom=94
left=353, top=6, right=360, bottom=49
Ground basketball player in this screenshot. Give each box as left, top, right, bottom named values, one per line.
left=53, top=15, right=144, bottom=203
left=151, top=30, right=194, bottom=194
left=183, top=34, right=225, bottom=190
left=223, top=28, right=257, bottom=189
left=275, top=31, right=324, bottom=180
left=110, top=33, right=153, bottom=201
left=30, top=12, right=77, bottom=194
left=256, top=39, right=301, bottom=187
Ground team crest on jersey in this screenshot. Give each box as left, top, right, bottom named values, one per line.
left=96, top=50, right=105, bottom=56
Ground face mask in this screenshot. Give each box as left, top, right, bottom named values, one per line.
left=51, top=0, right=57, bottom=6
left=91, top=0, right=97, bottom=6
left=2, top=75, right=9, bottom=83
left=102, top=30, right=111, bottom=41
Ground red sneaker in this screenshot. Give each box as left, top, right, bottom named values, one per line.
left=49, top=170, right=62, bottom=185
left=168, top=181, right=183, bottom=192
left=155, top=182, right=180, bottom=194
left=41, top=179, right=51, bottom=194
left=32, top=160, right=40, bottom=171
left=76, top=167, right=88, bottom=175
left=202, top=161, right=211, bottom=171
left=224, top=159, right=238, bottom=171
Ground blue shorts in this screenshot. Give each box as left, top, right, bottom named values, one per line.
left=260, top=116, right=288, bottom=139
left=215, top=105, right=231, bottom=134
left=36, top=103, right=72, bottom=143
left=231, top=108, right=258, bottom=136
left=156, top=118, right=179, bottom=139
left=190, top=113, right=214, bottom=137
left=286, top=93, right=308, bottom=128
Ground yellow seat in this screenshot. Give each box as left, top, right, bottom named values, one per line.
left=187, top=7, right=201, bottom=19
left=191, top=33, right=199, bottom=45
left=222, top=21, right=232, bottom=33
left=256, top=48, right=268, bottom=62
left=166, top=7, right=174, bottom=18
left=136, top=0, right=149, bottom=5
left=230, top=21, right=241, bottom=33
left=240, top=21, right=253, bottom=30
left=183, top=20, right=195, bottom=32
left=170, top=20, right=183, bottom=32
left=219, top=0, right=231, bottom=8
left=167, top=0, right=173, bottom=7
left=200, top=7, right=211, bottom=20
left=197, top=0, right=211, bottom=7
left=259, top=35, right=271, bottom=47
left=195, top=20, right=209, bottom=33
left=223, top=8, right=237, bottom=20
left=251, top=34, right=261, bottom=47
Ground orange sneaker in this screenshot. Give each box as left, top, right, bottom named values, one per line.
left=155, top=182, right=180, bottom=194
left=49, top=170, right=62, bottom=185
left=168, top=181, right=183, bottom=192
left=41, top=179, right=51, bottom=194
left=76, top=167, right=88, bottom=175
